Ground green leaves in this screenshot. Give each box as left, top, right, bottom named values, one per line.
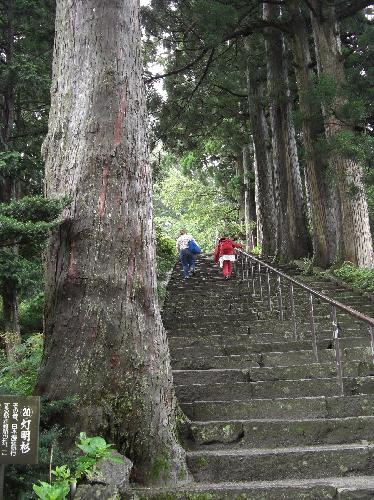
left=33, top=481, right=70, bottom=500
left=75, top=432, right=124, bottom=480
left=31, top=432, right=124, bottom=499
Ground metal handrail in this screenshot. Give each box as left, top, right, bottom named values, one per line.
left=237, top=250, right=374, bottom=327
left=236, top=249, right=374, bottom=396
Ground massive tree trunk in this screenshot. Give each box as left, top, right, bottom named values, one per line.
left=0, top=0, right=22, bottom=360
left=246, top=37, right=277, bottom=258
left=263, top=2, right=310, bottom=263
left=242, top=144, right=256, bottom=250
left=288, top=2, right=343, bottom=267
left=309, top=0, right=373, bottom=267
left=35, top=0, right=189, bottom=486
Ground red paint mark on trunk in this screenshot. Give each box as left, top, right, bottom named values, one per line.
left=90, top=326, right=97, bottom=340
left=97, top=160, right=110, bottom=219
left=67, top=240, right=77, bottom=279
left=110, top=353, right=121, bottom=368
left=113, top=84, right=127, bottom=147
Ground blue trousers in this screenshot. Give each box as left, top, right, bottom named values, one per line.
left=180, top=248, right=196, bottom=278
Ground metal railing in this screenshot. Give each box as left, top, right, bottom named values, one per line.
left=236, top=249, right=374, bottom=396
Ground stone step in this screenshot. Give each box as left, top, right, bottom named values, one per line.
left=171, top=346, right=372, bottom=370
left=169, top=337, right=370, bottom=359
left=175, top=377, right=374, bottom=403
left=187, top=443, right=374, bottom=483
left=181, top=394, right=374, bottom=421
left=172, top=360, right=373, bottom=385
left=189, top=416, right=374, bottom=449
left=127, top=476, right=374, bottom=499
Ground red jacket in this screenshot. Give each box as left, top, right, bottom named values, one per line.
left=214, top=238, right=243, bottom=263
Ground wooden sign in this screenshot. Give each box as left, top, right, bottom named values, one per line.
left=0, top=396, right=40, bottom=465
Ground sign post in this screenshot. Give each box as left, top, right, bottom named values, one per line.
left=0, top=396, right=40, bottom=500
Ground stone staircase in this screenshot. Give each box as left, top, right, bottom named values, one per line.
left=133, top=254, right=374, bottom=499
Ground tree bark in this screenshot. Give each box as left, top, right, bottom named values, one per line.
left=0, top=0, right=22, bottom=359
left=263, top=2, right=310, bottom=263
left=35, top=0, right=189, bottom=486
left=309, top=0, right=373, bottom=267
left=246, top=36, right=277, bottom=258
left=288, top=2, right=343, bottom=267
left=242, top=144, right=256, bottom=250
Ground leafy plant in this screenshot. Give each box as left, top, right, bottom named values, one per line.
left=33, top=481, right=70, bottom=500
left=332, top=262, right=374, bottom=292
left=75, top=432, right=124, bottom=480
left=32, top=433, right=124, bottom=500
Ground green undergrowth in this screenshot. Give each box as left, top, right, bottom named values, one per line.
left=294, top=259, right=374, bottom=294
left=0, top=332, right=43, bottom=395
left=331, top=262, right=374, bottom=293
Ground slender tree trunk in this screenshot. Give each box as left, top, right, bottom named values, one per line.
left=246, top=37, right=277, bottom=258
left=0, top=0, right=22, bottom=359
left=263, top=2, right=310, bottom=263
left=236, top=153, right=246, bottom=230
left=242, top=144, right=256, bottom=250
left=288, top=2, right=343, bottom=267
left=35, top=0, right=189, bottom=486
left=309, top=0, right=373, bottom=267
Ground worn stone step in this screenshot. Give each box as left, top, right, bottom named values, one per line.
left=249, top=361, right=373, bottom=382
left=187, top=443, right=374, bottom=483
left=169, top=337, right=370, bottom=359
left=189, top=416, right=374, bottom=449
left=181, top=394, right=374, bottom=421
left=173, top=361, right=374, bottom=386
left=173, top=368, right=249, bottom=385
left=172, top=346, right=372, bottom=370
left=176, top=377, right=374, bottom=403
left=126, top=477, right=374, bottom=499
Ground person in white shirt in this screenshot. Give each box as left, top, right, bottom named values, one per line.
left=176, top=228, right=197, bottom=279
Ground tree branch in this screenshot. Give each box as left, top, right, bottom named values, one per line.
left=336, top=0, right=373, bottom=20
left=144, top=49, right=208, bottom=83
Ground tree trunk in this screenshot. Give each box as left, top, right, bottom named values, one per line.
left=288, top=2, right=343, bottom=267
left=263, top=3, right=310, bottom=263
left=246, top=36, right=277, bottom=258
left=0, top=0, right=22, bottom=359
left=35, top=0, right=189, bottom=486
left=309, top=0, right=373, bottom=267
left=242, top=144, right=256, bottom=250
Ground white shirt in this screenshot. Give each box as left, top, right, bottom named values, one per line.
left=176, top=234, right=193, bottom=251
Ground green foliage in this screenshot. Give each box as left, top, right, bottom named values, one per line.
left=0, top=196, right=70, bottom=223
left=33, top=480, right=70, bottom=500
left=32, top=432, right=124, bottom=500
left=332, top=262, right=374, bottom=292
left=75, top=432, right=123, bottom=480
left=0, top=333, right=43, bottom=395
left=19, top=292, right=44, bottom=334
left=155, top=167, right=242, bottom=251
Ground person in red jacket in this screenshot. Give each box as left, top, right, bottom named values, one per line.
left=214, top=236, right=243, bottom=279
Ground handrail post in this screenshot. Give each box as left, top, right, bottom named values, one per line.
left=266, top=267, right=272, bottom=311
left=332, top=305, right=344, bottom=396
left=278, top=275, right=284, bottom=321
left=258, top=262, right=263, bottom=303
left=309, top=293, right=319, bottom=362
left=251, top=261, right=256, bottom=296
left=369, top=325, right=374, bottom=362
left=289, top=282, right=297, bottom=340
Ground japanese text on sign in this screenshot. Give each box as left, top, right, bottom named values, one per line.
left=0, top=396, right=40, bottom=465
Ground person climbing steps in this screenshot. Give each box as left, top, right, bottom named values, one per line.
left=214, top=235, right=242, bottom=279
